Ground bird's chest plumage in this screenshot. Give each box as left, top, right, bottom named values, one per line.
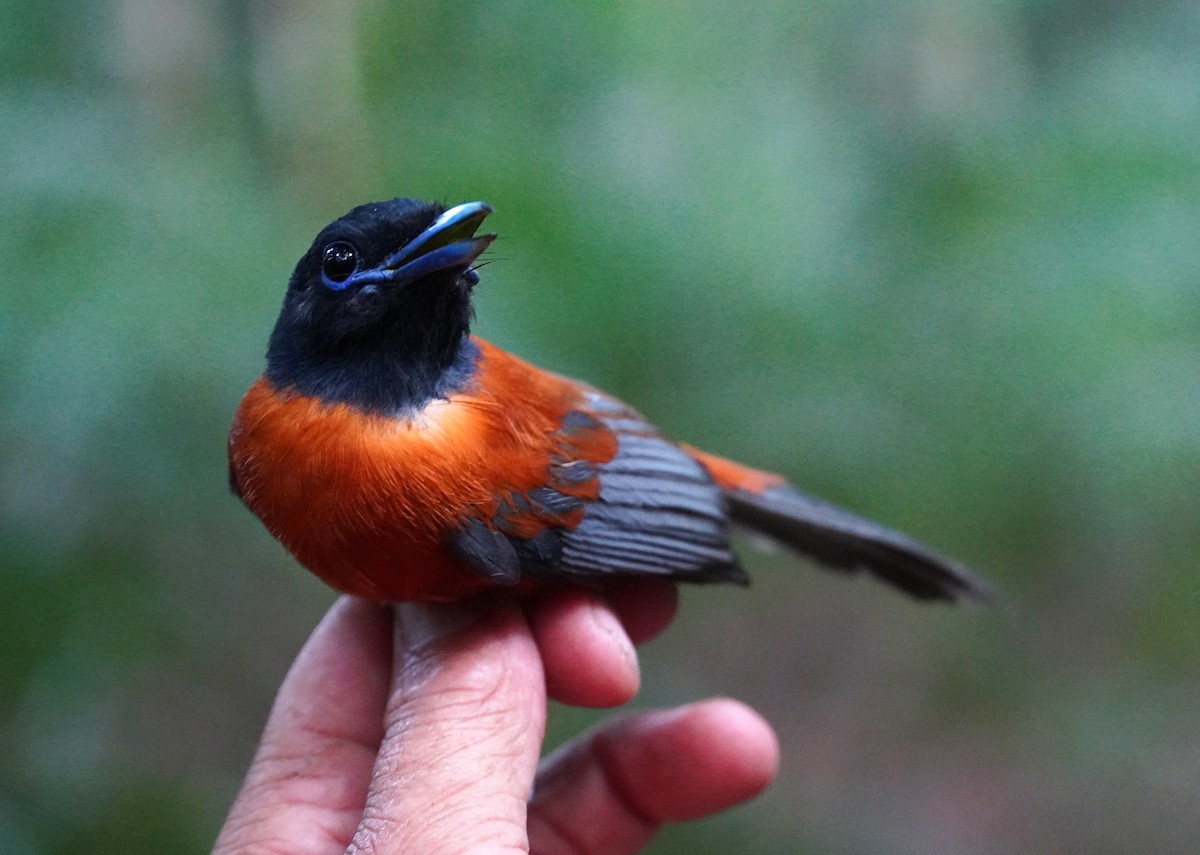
left=228, top=341, right=613, bottom=600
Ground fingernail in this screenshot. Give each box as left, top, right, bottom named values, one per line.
left=589, top=597, right=638, bottom=673
left=395, top=601, right=488, bottom=652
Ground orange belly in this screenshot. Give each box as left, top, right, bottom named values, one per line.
left=228, top=340, right=615, bottom=601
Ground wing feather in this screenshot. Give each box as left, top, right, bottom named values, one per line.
left=554, top=393, right=745, bottom=584
left=450, top=390, right=746, bottom=586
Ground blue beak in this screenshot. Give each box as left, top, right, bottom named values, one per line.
left=344, top=201, right=494, bottom=290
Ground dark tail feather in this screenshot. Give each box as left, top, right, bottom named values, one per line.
left=726, top=485, right=996, bottom=604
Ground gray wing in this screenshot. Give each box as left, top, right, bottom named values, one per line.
left=450, top=390, right=746, bottom=586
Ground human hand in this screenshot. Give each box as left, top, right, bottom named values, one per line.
left=213, top=583, right=779, bottom=854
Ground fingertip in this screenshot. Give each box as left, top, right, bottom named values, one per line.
left=596, top=698, right=780, bottom=821
left=528, top=587, right=641, bottom=708
left=274, top=595, right=393, bottom=737
left=675, top=698, right=780, bottom=806
left=528, top=697, right=779, bottom=853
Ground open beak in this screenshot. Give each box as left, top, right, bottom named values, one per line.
left=354, top=202, right=495, bottom=289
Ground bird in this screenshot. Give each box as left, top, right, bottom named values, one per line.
left=229, top=198, right=994, bottom=604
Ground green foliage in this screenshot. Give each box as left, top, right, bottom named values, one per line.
left=2, top=0, right=1199, bottom=852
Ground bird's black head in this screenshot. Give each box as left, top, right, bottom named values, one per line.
left=265, top=198, right=495, bottom=414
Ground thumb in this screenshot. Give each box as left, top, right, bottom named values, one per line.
left=347, top=599, right=546, bottom=855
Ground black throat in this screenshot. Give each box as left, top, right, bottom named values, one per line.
left=264, top=302, right=480, bottom=416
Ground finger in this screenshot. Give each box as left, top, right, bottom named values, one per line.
left=214, top=596, right=392, bottom=855
left=603, top=579, right=678, bottom=644
left=346, top=599, right=545, bottom=855
left=526, top=581, right=678, bottom=708
left=527, top=587, right=640, bottom=708
left=528, top=698, right=779, bottom=855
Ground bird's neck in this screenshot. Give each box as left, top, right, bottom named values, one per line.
left=266, top=332, right=480, bottom=417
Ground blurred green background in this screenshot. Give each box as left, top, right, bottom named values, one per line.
left=3, top=0, right=1199, bottom=852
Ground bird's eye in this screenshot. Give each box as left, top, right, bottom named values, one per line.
left=321, top=242, right=359, bottom=289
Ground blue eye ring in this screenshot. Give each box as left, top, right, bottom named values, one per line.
left=321, top=241, right=359, bottom=290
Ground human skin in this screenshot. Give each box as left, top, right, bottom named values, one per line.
left=213, top=581, right=780, bottom=854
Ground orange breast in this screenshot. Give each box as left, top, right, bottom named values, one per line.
left=228, top=339, right=617, bottom=601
